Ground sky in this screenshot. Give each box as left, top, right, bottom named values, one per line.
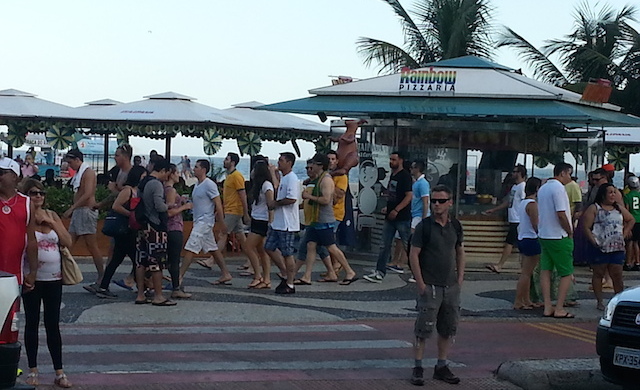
left=1, top=0, right=639, bottom=164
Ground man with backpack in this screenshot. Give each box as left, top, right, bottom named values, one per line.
left=408, top=185, right=465, bottom=386
left=134, top=158, right=175, bottom=306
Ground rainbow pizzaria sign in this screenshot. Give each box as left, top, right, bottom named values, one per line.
left=399, top=67, right=456, bottom=92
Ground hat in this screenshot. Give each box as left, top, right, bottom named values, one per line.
left=628, top=176, right=640, bottom=189
left=65, top=148, right=83, bottom=161
left=602, top=163, right=615, bottom=172
left=0, top=157, right=20, bottom=176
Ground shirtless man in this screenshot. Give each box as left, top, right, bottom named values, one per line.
left=63, top=149, right=104, bottom=292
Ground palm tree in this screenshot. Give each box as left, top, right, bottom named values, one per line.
left=356, top=0, right=494, bottom=74
left=497, top=1, right=639, bottom=91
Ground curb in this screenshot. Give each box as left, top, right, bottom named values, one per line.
left=496, top=358, right=621, bottom=390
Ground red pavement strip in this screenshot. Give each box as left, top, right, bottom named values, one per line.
left=19, top=319, right=598, bottom=389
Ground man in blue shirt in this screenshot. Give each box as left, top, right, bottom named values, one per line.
left=410, top=160, right=431, bottom=227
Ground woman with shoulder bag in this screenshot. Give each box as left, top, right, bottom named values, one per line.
left=583, top=182, right=635, bottom=310
left=95, top=165, right=148, bottom=299
left=20, top=179, right=73, bottom=388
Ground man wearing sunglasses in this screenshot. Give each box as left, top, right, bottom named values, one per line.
left=364, top=151, right=412, bottom=283
left=0, top=157, right=38, bottom=290
left=409, top=185, right=465, bottom=385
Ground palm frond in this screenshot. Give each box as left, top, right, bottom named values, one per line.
left=356, top=37, right=420, bottom=74
left=413, top=0, right=493, bottom=61
left=497, top=27, right=568, bottom=86
left=618, top=25, right=640, bottom=80
left=380, top=0, right=430, bottom=61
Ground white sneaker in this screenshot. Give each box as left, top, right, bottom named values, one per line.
left=386, top=265, right=405, bottom=274
left=363, top=271, right=384, bottom=283
left=408, top=277, right=416, bottom=283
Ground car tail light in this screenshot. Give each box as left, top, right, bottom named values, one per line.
left=0, top=298, right=19, bottom=344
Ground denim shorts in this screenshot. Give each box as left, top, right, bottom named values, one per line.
left=517, top=238, right=541, bottom=257
left=306, top=226, right=336, bottom=247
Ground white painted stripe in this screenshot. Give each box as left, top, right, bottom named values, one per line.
left=58, top=323, right=374, bottom=336
left=67, top=359, right=465, bottom=374
left=65, top=339, right=413, bottom=353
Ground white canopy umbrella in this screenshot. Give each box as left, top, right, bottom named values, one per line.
left=226, top=101, right=328, bottom=132
left=0, top=89, right=76, bottom=119
left=226, top=101, right=329, bottom=156
left=73, top=92, right=248, bottom=126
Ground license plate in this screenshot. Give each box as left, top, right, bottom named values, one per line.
left=614, top=347, right=640, bottom=369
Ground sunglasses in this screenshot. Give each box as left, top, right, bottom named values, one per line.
left=28, top=190, right=46, bottom=197
left=431, top=198, right=450, bottom=204
left=305, top=166, right=313, bottom=170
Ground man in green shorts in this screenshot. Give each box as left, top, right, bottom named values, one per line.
left=537, top=162, right=575, bottom=318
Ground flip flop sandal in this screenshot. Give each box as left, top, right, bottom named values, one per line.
left=248, top=279, right=263, bottom=288
left=316, top=278, right=338, bottom=283
left=152, top=299, right=177, bottom=307
left=239, top=271, right=254, bottom=277
left=485, top=264, right=500, bottom=274
left=112, top=279, right=134, bottom=291
left=25, top=372, right=38, bottom=386
left=553, top=312, right=575, bottom=319
left=196, top=260, right=212, bottom=269
left=135, top=299, right=151, bottom=305
left=293, top=279, right=312, bottom=285
left=54, top=373, right=72, bottom=388
left=253, top=282, right=271, bottom=289
left=211, top=280, right=233, bottom=286
left=237, top=265, right=250, bottom=270
left=339, top=277, right=359, bottom=285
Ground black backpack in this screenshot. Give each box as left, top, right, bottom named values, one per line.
left=407, top=215, right=463, bottom=257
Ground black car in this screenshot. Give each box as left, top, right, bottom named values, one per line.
left=596, top=284, right=640, bottom=387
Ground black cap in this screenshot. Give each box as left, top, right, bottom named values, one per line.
left=65, top=148, right=84, bottom=161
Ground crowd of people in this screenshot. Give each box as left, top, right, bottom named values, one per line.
left=484, top=162, right=639, bottom=315
left=4, top=144, right=637, bottom=387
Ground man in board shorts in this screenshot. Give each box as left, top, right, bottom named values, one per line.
left=537, top=162, right=575, bottom=318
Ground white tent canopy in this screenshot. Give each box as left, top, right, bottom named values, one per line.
left=0, top=89, right=76, bottom=118
left=225, top=101, right=328, bottom=133
left=72, top=91, right=248, bottom=126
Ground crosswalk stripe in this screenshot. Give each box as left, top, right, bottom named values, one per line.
left=69, top=359, right=415, bottom=374
left=526, top=323, right=595, bottom=344
left=65, top=339, right=412, bottom=353
left=57, top=323, right=375, bottom=336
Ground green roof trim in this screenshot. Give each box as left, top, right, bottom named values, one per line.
left=257, top=96, right=640, bottom=128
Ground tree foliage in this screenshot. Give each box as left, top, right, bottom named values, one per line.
left=497, top=1, right=640, bottom=114
left=357, top=0, right=494, bottom=74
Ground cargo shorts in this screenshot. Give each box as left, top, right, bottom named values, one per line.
left=414, top=283, right=461, bottom=339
